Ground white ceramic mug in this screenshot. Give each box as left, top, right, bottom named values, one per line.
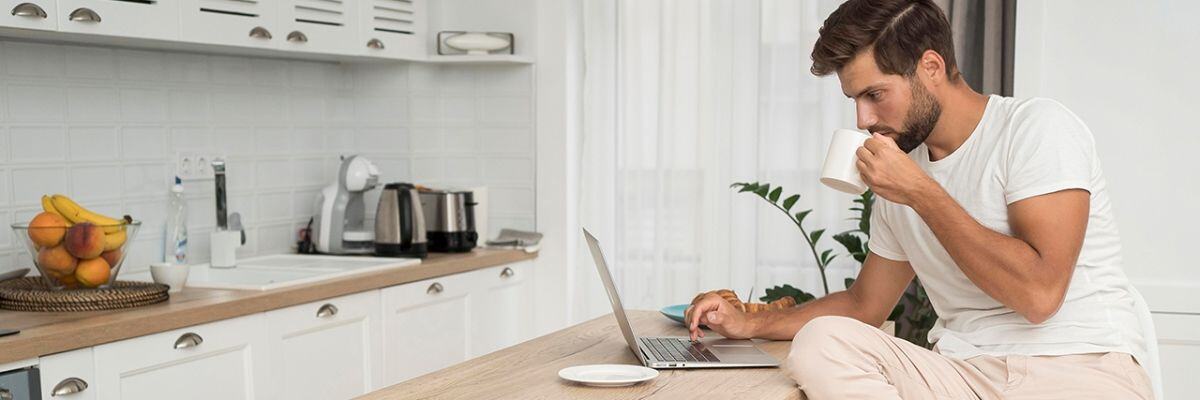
left=819, top=129, right=872, bottom=195
left=210, top=230, right=242, bottom=268
left=150, top=262, right=189, bottom=293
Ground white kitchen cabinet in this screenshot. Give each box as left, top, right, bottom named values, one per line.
left=264, top=290, right=382, bottom=399
left=38, top=348, right=94, bottom=400
left=277, top=0, right=358, bottom=55
left=55, top=0, right=179, bottom=40
left=380, top=268, right=475, bottom=385
left=358, top=0, right=425, bottom=59
left=92, top=313, right=269, bottom=400
left=469, top=261, right=533, bottom=357
left=180, top=0, right=278, bottom=49
left=0, top=0, right=57, bottom=31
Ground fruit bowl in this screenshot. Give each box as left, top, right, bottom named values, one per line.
left=11, top=216, right=141, bottom=291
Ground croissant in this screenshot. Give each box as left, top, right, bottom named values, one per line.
left=696, top=289, right=796, bottom=313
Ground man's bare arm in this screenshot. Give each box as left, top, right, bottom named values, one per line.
left=686, top=252, right=914, bottom=341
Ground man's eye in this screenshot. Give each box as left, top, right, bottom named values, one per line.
left=868, top=91, right=882, bottom=100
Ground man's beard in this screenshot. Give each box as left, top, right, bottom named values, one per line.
left=868, top=78, right=941, bottom=153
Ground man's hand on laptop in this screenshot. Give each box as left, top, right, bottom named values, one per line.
left=685, top=292, right=753, bottom=341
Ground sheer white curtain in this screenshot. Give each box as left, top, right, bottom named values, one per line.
left=573, top=0, right=859, bottom=321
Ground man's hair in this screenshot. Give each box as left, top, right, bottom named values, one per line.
left=810, top=0, right=959, bottom=80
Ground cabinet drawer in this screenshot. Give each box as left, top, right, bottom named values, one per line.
left=57, top=0, right=179, bottom=40
left=358, top=0, right=425, bottom=59
left=0, top=0, right=57, bottom=31
left=266, top=290, right=382, bottom=399
left=92, top=313, right=267, bottom=400
left=278, top=0, right=357, bottom=55
left=266, top=290, right=377, bottom=334
left=180, top=0, right=278, bottom=49
left=39, top=348, right=94, bottom=400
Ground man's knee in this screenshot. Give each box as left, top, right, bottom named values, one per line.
left=786, top=316, right=878, bottom=384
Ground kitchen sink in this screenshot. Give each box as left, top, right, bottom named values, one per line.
left=125, top=254, right=422, bottom=291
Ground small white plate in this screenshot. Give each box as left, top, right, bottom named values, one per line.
left=558, top=364, right=659, bottom=387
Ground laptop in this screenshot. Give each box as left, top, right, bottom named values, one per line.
left=582, top=228, right=779, bottom=369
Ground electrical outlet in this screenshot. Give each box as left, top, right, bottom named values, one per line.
left=176, top=152, right=224, bottom=181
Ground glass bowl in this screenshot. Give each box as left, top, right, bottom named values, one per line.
left=10, top=220, right=141, bottom=290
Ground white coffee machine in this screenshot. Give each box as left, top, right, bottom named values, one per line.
left=313, top=155, right=380, bottom=254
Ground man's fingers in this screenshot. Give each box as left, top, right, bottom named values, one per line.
left=856, top=146, right=874, bottom=163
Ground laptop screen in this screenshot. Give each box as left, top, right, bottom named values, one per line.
left=582, top=228, right=644, bottom=361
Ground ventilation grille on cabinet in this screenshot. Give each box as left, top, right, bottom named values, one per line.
left=371, top=0, right=415, bottom=35
left=295, top=0, right=346, bottom=27
left=197, top=0, right=260, bottom=18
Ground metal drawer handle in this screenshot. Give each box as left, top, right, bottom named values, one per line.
left=0, top=388, right=12, bottom=400
left=316, top=303, right=338, bottom=318
left=68, top=7, right=101, bottom=23
left=500, top=267, right=515, bottom=278
left=249, top=26, right=272, bottom=40
left=51, top=377, right=88, bottom=397
left=287, top=31, right=307, bottom=43
left=11, top=3, right=47, bottom=19
left=427, top=282, right=444, bottom=295
left=367, top=38, right=385, bottom=49
left=174, top=332, right=204, bottom=349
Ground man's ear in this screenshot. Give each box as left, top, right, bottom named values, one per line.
left=918, top=49, right=947, bottom=84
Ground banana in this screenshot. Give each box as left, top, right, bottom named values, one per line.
left=41, top=195, right=66, bottom=220
left=50, top=194, right=125, bottom=233
left=103, top=229, right=126, bottom=251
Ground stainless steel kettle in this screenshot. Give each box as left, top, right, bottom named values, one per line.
left=374, top=183, right=427, bottom=258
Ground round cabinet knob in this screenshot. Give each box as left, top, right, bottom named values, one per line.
left=286, top=31, right=307, bottom=43
left=249, top=26, right=272, bottom=40
left=427, top=282, right=444, bottom=295
left=10, top=3, right=47, bottom=19
left=68, top=7, right=101, bottom=23
left=500, top=267, right=515, bottom=278
left=174, top=332, right=204, bottom=349
left=367, top=38, right=385, bottom=49
left=316, top=303, right=338, bottom=318
left=51, top=377, right=89, bottom=397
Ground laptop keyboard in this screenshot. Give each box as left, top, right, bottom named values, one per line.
left=640, top=337, right=721, bottom=363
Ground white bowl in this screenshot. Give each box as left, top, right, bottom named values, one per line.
left=445, top=32, right=511, bottom=55
left=150, top=263, right=189, bottom=293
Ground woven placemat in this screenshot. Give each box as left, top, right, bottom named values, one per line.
left=0, top=277, right=169, bottom=312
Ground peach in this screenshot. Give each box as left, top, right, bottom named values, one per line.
left=75, top=257, right=111, bottom=288
left=28, top=212, right=69, bottom=248
left=64, top=223, right=105, bottom=259
left=100, top=249, right=123, bottom=269
left=37, top=245, right=78, bottom=277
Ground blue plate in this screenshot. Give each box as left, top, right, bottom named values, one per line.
left=659, top=304, right=690, bottom=325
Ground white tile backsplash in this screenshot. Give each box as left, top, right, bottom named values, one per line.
left=0, top=41, right=535, bottom=274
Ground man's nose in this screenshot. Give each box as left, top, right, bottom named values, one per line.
left=856, top=103, right=876, bottom=131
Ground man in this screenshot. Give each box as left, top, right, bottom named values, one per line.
left=684, top=0, right=1153, bottom=398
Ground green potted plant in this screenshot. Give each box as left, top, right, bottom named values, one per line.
left=731, top=182, right=937, bottom=348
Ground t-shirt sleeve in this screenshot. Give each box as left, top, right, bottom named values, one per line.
left=867, top=199, right=907, bottom=262
left=1003, top=99, right=1097, bottom=205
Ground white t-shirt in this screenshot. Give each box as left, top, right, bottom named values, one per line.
left=869, top=95, right=1147, bottom=363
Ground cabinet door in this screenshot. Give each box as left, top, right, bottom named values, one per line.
left=358, top=0, right=424, bottom=59
left=56, top=0, right=179, bottom=40
left=469, top=262, right=533, bottom=357
left=0, top=0, right=57, bottom=31
left=380, top=271, right=473, bottom=385
left=265, top=290, right=382, bottom=400
left=39, top=348, right=95, bottom=400
left=278, top=0, right=358, bottom=55
left=92, top=314, right=268, bottom=400
left=180, top=0, right=278, bottom=49
left=1155, top=312, right=1200, bottom=399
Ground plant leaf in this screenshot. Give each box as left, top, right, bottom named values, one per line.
left=795, top=209, right=812, bottom=224
left=819, top=249, right=834, bottom=265
left=768, top=187, right=783, bottom=202
left=844, top=277, right=856, bottom=289
left=754, top=184, right=771, bottom=197
left=782, top=194, right=800, bottom=211
left=809, top=229, right=825, bottom=244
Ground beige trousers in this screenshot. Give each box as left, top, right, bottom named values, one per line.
left=785, top=316, right=1153, bottom=400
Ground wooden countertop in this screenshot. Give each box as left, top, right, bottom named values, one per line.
left=362, top=310, right=802, bottom=400
left=0, top=249, right=536, bottom=365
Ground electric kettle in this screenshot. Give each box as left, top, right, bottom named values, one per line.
left=374, top=182, right=427, bottom=258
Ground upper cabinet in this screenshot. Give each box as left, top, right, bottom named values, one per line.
left=56, top=0, right=179, bottom=40
left=1, top=0, right=58, bottom=31
left=359, top=0, right=424, bottom=59
left=181, top=0, right=279, bottom=49
left=278, top=0, right=358, bottom=55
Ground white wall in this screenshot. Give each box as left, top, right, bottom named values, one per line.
left=0, top=41, right=536, bottom=276
left=1013, top=0, right=1199, bottom=313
